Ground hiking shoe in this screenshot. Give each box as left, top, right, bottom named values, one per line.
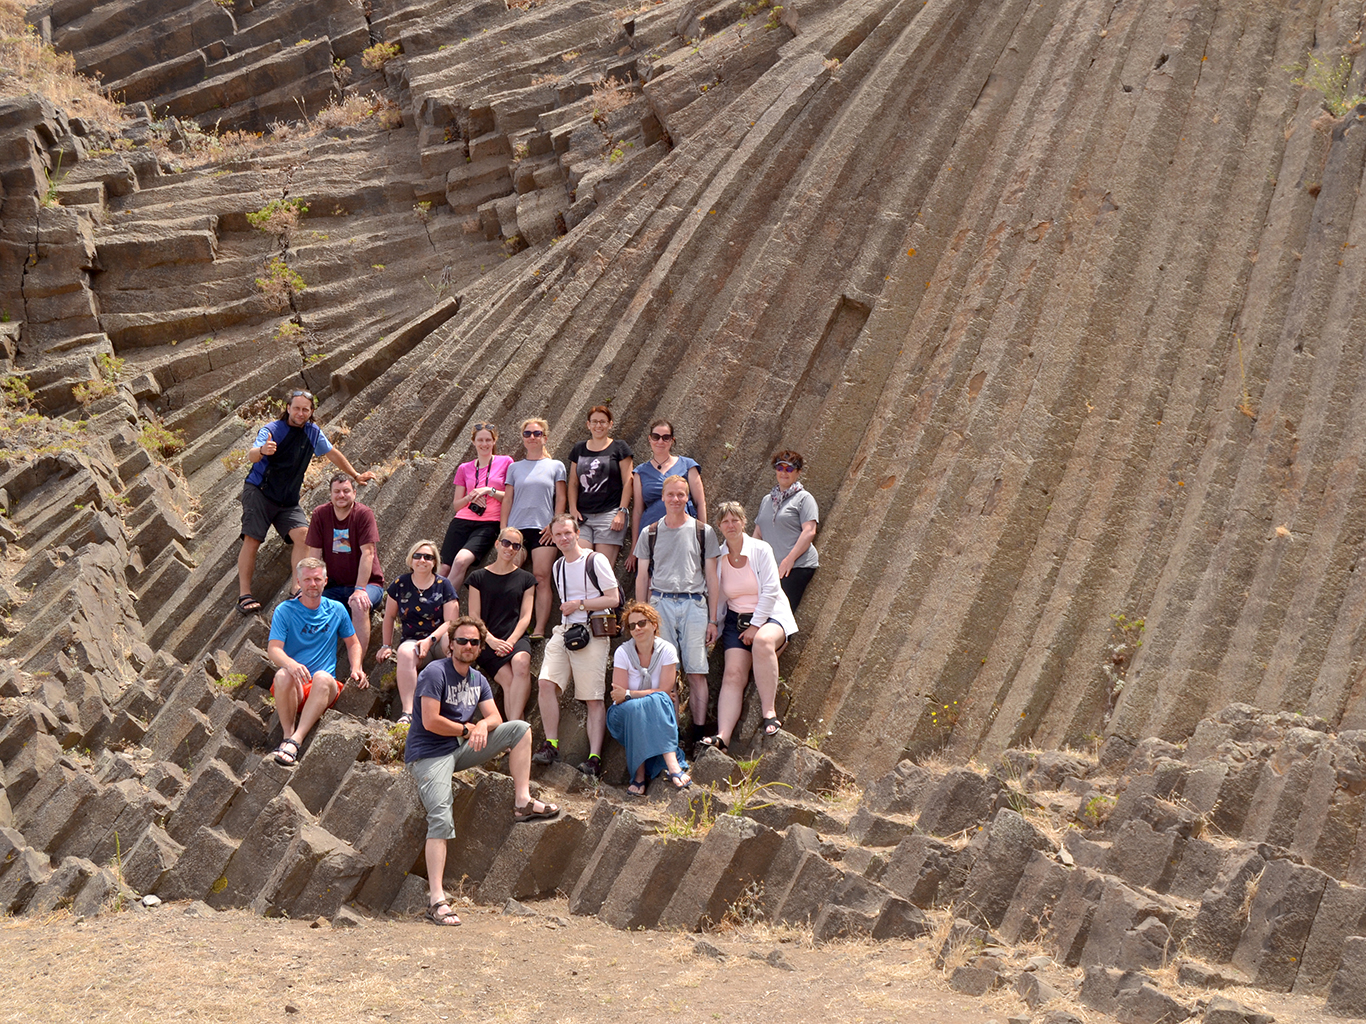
left=576, top=756, right=602, bottom=779
left=531, top=740, right=558, bottom=765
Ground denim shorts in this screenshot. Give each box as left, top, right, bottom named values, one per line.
left=323, top=583, right=384, bottom=607
left=653, top=592, right=709, bottom=674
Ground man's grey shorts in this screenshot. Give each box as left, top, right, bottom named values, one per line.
left=240, top=483, right=308, bottom=542
left=408, top=720, right=530, bottom=839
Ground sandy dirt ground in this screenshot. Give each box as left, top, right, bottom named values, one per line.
left=0, top=896, right=1340, bottom=1024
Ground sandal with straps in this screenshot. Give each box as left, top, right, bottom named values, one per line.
left=760, top=716, right=782, bottom=737
left=425, top=900, right=461, bottom=926
left=698, top=734, right=728, bottom=754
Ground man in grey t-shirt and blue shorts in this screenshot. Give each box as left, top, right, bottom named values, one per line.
left=633, top=475, right=719, bottom=750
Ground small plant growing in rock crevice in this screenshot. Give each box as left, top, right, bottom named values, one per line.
left=256, top=257, right=307, bottom=310
left=1288, top=52, right=1366, bottom=117
left=361, top=41, right=401, bottom=71
left=1103, top=612, right=1144, bottom=713
left=137, top=418, right=186, bottom=460
left=71, top=352, right=126, bottom=405
left=247, top=197, right=309, bottom=242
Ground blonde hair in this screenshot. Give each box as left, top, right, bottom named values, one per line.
left=406, top=538, right=439, bottom=564
left=714, top=500, right=748, bottom=527
left=499, top=527, right=527, bottom=565
left=521, top=417, right=552, bottom=457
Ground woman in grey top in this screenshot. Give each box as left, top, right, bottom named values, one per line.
left=753, top=449, right=819, bottom=610
left=500, top=417, right=566, bottom=638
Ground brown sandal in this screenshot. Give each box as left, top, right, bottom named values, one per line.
left=425, top=900, right=461, bottom=926
left=514, top=798, right=560, bottom=823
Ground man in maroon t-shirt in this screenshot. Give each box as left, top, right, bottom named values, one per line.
left=305, top=473, right=384, bottom=653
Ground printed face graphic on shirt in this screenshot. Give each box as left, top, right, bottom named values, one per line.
left=331, top=526, right=352, bottom=554
left=579, top=455, right=607, bottom=495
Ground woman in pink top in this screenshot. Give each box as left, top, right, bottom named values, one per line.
left=703, top=500, right=799, bottom=753
left=440, top=422, right=513, bottom=592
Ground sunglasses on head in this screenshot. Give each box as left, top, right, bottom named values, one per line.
left=452, top=636, right=481, bottom=647
left=498, top=538, right=522, bottom=550
left=649, top=432, right=673, bottom=442
left=628, top=619, right=650, bottom=630
left=472, top=422, right=495, bottom=432
left=523, top=429, right=544, bottom=438
left=412, top=552, right=435, bottom=561
left=289, top=389, right=314, bottom=401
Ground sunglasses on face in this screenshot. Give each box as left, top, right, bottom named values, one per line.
left=628, top=620, right=650, bottom=630
left=650, top=433, right=673, bottom=443
left=523, top=429, right=544, bottom=438
left=498, top=538, right=522, bottom=550
left=412, top=552, right=436, bottom=561
left=774, top=462, right=797, bottom=472
left=452, top=636, right=481, bottom=647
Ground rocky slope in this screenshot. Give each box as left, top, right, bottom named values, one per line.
left=7, top=0, right=1366, bottom=1016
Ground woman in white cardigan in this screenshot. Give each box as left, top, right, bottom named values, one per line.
left=700, top=500, right=799, bottom=753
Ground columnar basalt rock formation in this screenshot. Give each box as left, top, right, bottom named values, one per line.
left=8, top=0, right=1366, bottom=1015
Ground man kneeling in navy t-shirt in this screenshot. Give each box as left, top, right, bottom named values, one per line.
left=405, top=615, right=559, bottom=926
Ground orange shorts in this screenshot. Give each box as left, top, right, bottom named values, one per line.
left=271, top=673, right=342, bottom=708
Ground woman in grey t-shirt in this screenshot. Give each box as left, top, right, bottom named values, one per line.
left=500, top=417, right=566, bottom=638
left=753, top=449, right=819, bottom=610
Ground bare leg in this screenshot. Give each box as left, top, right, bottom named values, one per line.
left=594, top=542, right=621, bottom=565
left=237, top=536, right=263, bottom=597
left=508, top=728, right=533, bottom=805
left=448, top=549, right=478, bottom=593
left=351, top=602, right=372, bottom=655
left=751, top=624, right=786, bottom=721
left=537, top=678, right=561, bottom=740
left=425, top=838, right=448, bottom=904
left=287, top=527, right=307, bottom=580
left=717, top=648, right=753, bottom=745
left=530, top=545, right=555, bottom=635
left=687, top=672, right=709, bottom=728
left=272, top=668, right=302, bottom=737
left=584, top=699, right=606, bottom=757
left=287, top=672, right=339, bottom=744
left=396, top=640, right=422, bottom=714
left=495, top=651, right=532, bottom=721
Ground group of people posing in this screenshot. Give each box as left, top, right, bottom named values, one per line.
left=235, top=393, right=820, bottom=926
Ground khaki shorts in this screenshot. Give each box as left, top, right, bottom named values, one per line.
left=539, top=623, right=609, bottom=701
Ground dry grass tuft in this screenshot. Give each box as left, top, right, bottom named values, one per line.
left=0, top=0, right=124, bottom=127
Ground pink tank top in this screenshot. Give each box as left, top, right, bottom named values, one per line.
left=719, top=555, right=759, bottom=613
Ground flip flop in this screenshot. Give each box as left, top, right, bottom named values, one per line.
left=667, top=769, right=692, bottom=790
left=425, top=900, right=461, bottom=926
left=627, top=779, right=648, bottom=797
left=514, top=798, right=560, bottom=823
left=273, top=738, right=301, bottom=766
left=237, top=594, right=262, bottom=615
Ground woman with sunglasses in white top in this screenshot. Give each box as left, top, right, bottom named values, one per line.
left=607, top=601, right=691, bottom=795
left=500, top=417, right=566, bottom=639
left=466, top=528, right=537, bottom=721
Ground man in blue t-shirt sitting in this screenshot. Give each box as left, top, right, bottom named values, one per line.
left=405, top=615, right=559, bottom=927
left=267, top=557, right=369, bottom=767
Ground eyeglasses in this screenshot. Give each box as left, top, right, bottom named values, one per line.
left=411, top=552, right=436, bottom=561
left=288, top=390, right=314, bottom=401
left=774, top=462, right=797, bottom=472
left=523, top=429, right=544, bottom=438
left=628, top=620, right=650, bottom=630
left=498, top=538, right=523, bottom=550
left=452, top=636, right=481, bottom=647
left=649, top=432, right=673, bottom=442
